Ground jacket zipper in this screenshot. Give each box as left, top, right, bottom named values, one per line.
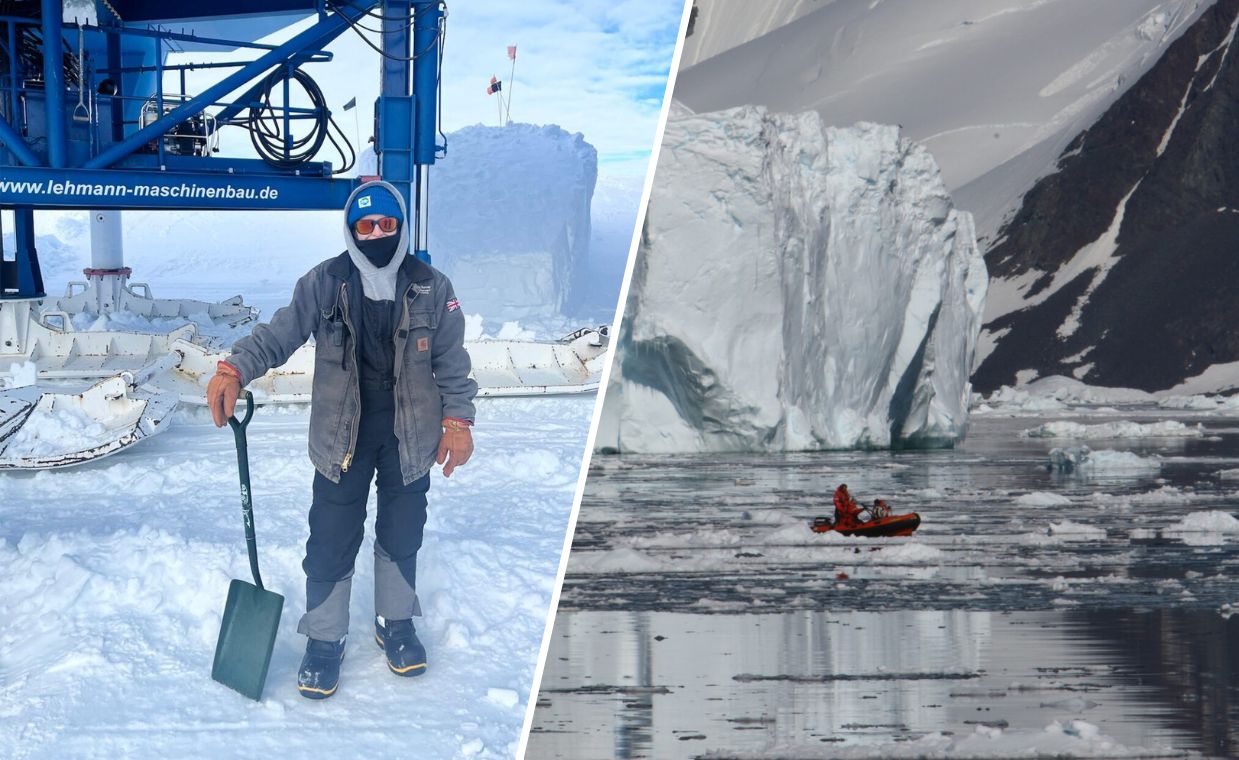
left=340, top=281, right=361, bottom=473
left=391, top=282, right=419, bottom=454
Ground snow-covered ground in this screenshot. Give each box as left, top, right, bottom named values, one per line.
left=0, top=396, right=591, bottom=759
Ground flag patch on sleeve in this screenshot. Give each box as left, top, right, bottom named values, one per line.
left=446, top=298, right=460, bottom=312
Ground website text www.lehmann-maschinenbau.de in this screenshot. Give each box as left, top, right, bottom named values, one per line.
left=0, top=178, right=280, bottom=200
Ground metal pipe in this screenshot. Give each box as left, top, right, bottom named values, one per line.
left=0, top=115, right=39, bottom=166
left=88, top=209, right=122, bottom=269
left=41, top=0, right=66, bottom=168
left=7, top=22, right=18, bottom=130
left=412, top=0, right=440, bottom=165
left=414, top=166, right=429, bottom=263
left=83, top=2, right=373, bottom=171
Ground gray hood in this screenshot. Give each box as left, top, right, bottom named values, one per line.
left=342, top=179, right=410, bottom=301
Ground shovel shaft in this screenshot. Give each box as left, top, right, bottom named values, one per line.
left=228, top=392, right=264, bottom=590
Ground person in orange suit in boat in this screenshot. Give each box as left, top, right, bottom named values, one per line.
left=833, top=484, right=863, bottom=529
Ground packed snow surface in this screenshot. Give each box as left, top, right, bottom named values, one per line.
left=3, top=402, right=114, bottom=458
left=601, top=105, right=987, bottom=453
left=1, top=360, right=38, bottom=389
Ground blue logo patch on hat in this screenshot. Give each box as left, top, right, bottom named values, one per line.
left=347, top=186, right=404, bottom=225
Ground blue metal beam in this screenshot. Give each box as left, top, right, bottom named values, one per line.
left=0, top=165, right=356, bottom=210
left=41, top=0, right=67, bottom=168
left=83, top=2, right=375, bottom=171
left=0, top=117, right=41, bottom=167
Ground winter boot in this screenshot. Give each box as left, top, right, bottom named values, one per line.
left=375, top=616, right=427, bottom=677
left=297, top=637, right=346, bottom=699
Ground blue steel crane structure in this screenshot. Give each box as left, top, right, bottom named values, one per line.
left=0, top=0, right=444, bottom=299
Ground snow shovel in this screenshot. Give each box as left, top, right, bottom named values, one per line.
left=211, top=390, right=284, bottom=701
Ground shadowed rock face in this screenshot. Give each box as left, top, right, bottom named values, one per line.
left=975, top=0, right=1239, bottom=392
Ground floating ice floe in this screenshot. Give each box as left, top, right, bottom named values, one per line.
left=1047, top=520, right=1108, bottom=541
left=1162, top=510, right=1239, bottom=546
left=979, top=376, right=1155, bottom=412
left=1048, top=446, right=1162, bottom=473
left=1022, top=420, right=1204, bottom=440
left=700, top=718, right=1186, bottom=758
left=1016, top=491, right=1072, bottom=507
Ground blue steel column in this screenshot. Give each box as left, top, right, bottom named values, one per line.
left=41, top=0, right=67, bottom=168
left=11, top=208, right=45, bottom=297
left=105, top=21, right=123, bottom=143
left=411, top=1, right=441, bottom=264
left=377, top=1, right=419, bottom=256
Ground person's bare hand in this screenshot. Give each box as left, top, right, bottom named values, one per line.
left=207, top=363, right=242, bottom=427
left=436, top=421, right=474, bottom=477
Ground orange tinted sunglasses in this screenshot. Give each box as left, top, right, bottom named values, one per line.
left=353, top=216, right=399, bottom=235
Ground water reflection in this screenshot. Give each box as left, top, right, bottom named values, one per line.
left=530, top=609, right=1237, bottom=759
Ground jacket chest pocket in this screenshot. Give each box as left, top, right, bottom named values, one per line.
left=405, top=309, right=435, bottom=361
left=316, top=311, right=350, bottom=365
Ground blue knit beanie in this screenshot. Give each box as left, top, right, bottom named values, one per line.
left=346, top=185, right=404, bottom=226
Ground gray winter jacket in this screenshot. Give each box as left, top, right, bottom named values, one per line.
left=226, top=184, right=478, bottom=485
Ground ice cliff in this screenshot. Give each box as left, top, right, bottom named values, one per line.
left=598, top=103, right=987, bottom=453
left=428, top=123, right=597, bottom=318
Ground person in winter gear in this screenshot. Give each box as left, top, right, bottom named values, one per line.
left=871, top=498, right=890, bottom=519
left=206, top=180, right=478, bottom=698
left=833, top=484, right=862, bottom=528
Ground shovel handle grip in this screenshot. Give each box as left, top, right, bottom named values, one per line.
left=227, top=390, right=263, bottom=590
left=228, top=390, right=255, bottom=430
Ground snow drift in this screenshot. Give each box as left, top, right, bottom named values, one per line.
left=428, top=123, right=597, bottom=318
left=599, top=105, right=987, bottom=453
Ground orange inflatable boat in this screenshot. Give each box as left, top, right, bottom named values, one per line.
left=810, top=512, right=921, bottom=537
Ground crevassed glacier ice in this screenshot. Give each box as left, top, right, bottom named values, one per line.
left=598, top=103, right=987, bottom=453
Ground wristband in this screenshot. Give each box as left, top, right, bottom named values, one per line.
left=442, top=417, right=473, bottom=431
left=217, top=360, right=242, bottom=381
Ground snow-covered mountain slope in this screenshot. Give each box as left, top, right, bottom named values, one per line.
left=598, top=105, right=986, bottom=454
left=676, top=0, right=1208, bottom=239
left=974, top=0, right=1239, bottom=392
left=680, top=0, right=834, bottom=70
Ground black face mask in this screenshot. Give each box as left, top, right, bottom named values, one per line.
left=353, top=224, right=402, bottom=268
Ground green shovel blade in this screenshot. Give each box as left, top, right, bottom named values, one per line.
left=212, top=578, right=284, bottom=701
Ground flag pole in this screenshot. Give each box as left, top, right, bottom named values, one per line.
left=505, top=45, right=517, bottom=125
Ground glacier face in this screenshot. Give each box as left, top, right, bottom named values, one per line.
left=600, top=104, right=987, bottom=454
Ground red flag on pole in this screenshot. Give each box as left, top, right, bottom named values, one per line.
left=507, top=44, right=517, bottom=60
left=486, top=75, right=502, bottom=95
